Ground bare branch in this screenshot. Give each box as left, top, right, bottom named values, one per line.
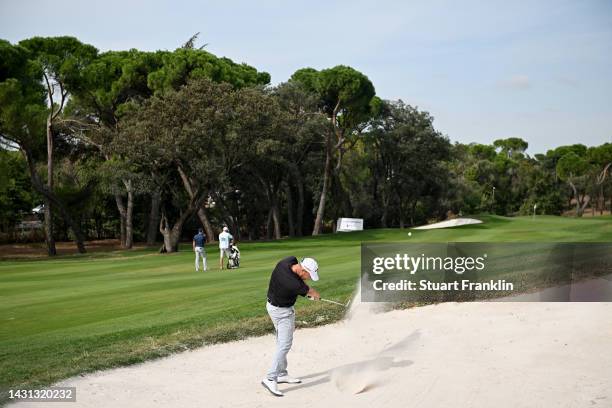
left=0, top=131, right=20, bottom=148
left=52, top=82, right=67, bottom=121
left=182, top=32, right=208, bottom=49
left=597, top=162, right=611, bottom=184
left=43, top=72, right=54, bottom=112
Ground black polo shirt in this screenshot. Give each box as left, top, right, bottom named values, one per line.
left=267, top=256, right=310, bottom=307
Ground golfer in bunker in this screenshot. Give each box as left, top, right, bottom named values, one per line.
left=262, top=256, right=320, bottom=397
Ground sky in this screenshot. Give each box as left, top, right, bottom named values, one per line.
left=1, top=0, right=611, bottom=154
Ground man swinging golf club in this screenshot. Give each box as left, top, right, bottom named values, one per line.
left=261, top=256, right=320, bottom=397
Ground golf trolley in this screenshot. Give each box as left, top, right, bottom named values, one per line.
left=227, top=243, right=240, bottom=269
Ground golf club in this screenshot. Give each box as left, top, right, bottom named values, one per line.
left=308, top=296, right=349, bottom=307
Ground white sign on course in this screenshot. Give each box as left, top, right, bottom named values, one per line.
left=336, top=218, right=364, bottom=232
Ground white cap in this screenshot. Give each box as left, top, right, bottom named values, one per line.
left=301, top=258, right=319, bottom=281
left=223, top=226, right=228, bottom=232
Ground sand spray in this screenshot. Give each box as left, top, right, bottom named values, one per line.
left=327, top=281, right=421, bottom=394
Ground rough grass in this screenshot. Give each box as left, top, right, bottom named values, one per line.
left=1, top=215, right=611, bottom=402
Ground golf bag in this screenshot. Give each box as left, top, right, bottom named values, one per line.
left=227, top=243, right=240, bottom=269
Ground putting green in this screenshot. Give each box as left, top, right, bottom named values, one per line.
left=0, top=215, right=610, bottom=400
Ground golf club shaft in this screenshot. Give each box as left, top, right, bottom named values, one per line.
left=320, top=298, right=346, bottom=307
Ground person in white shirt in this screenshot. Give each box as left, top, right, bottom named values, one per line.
left=218, top=226, right=233, bottom=270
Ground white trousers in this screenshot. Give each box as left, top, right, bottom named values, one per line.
left=266, top=302, right=295, bottom=380
left=195, top=247, right=207, bottom=271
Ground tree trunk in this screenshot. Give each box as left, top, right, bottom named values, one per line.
left=159, top=208, right=192, bottom=253
left=340, top=184, right=353, bottom=218
left=112, top=179, right=136, bottom=249
left=22, top=147, right=86, bottom=253
left=576, top=199, right=583, bottom=217
left=286, top=182, right=295, bottom=237
left=68, top=215, right=86, bottom=254
left=146, top=188, right=161, bottom=245
left=271, top=202, right=281, bottom=240
left=313, top=136, right=332, bottom=235
left=159, top=211, right=179, bottom=253
left=115, top=193, right=127, bottom=247
left=578, top=195, right=590, bottom=217
left=175, top=163, right=214, bottom=242
left=410, top=201, right=417, bottom=227
left=196, top=207, right=215, bottom=242
left=295, top=170, right=304, bottom=237
left=568, top=181, right=582, bottom=217
left=45, top=119, right=56, bottom=256
left=380, top=191, right=389, bottom=228
left=266, top=208, right=273, bottom=240
left=288, top=165, right=304, bottom=236
left=43, top=200, right=56, bottom=256
left=125, top=181, right=134, bottom=249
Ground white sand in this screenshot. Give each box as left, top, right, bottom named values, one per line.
left=413, top=218, right=483, bottom=230
left=10, top=295, right=612, bottom=408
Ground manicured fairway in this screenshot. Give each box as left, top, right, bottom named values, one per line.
left=1, top=215, right=610, bottom=399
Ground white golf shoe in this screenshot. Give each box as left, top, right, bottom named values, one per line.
left=277, top=375, right=302, bottom=384
left=261, top=378, right=283, bottom=397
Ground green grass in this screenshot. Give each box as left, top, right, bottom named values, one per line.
left=1, top=215, right=611, bottom=401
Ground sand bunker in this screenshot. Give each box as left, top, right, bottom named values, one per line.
left=9, top=289, right=612, bottom=408
left=413, top=217, right=483, bottom=230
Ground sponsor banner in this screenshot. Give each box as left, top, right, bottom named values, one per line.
left=337, top=218, right=364, bottom=232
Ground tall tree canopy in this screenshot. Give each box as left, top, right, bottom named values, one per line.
left=290, top=65, right=377, bottom=234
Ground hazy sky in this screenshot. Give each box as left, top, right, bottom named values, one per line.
left=1, top=0, right=611, bottom=154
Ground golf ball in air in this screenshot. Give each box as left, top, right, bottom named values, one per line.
left=408, top=232, right=412, bottom=236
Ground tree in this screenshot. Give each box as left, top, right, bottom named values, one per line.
left=291, top=65, right=376, bottom=234
left=0, top=38, right=96, bottom=254
left=518, top=156, right=564, bottom=216
left=72, top=47, right=271, bottom=246
left=556, top=152, right=591, bottom=216
left=69, top=50, right=162, bottom=248
left=587, top=143, right=612, bottom=214
left=146, top=49, right=271, bottom=241
left=147, top=48, right=270, bottom=94
left=493, top=137, right=528, bottom=158
left=0, top=149, right=36, bottom=236
left=367, top=100, right=450, bottom=227
left=232, top=87, right=286, bottom=239
left=119, top=78, right=231, bottom=252
left=19, top=37, right=97, bottom=253
left=271, top=82, right=326, bottom=236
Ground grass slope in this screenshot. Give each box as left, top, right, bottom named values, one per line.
left=1, top=215, right=610, bottom=400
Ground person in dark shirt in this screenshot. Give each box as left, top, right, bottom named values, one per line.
left=261, top=256, right=320, bottom=397
left=192, top=228, right=207, bottom=272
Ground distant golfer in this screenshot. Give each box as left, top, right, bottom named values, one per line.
left=261, top=257, right=320, bottom=397
left=193, top=228, right=207, bottom=272
left=218, top=226, right=233, bottom=270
